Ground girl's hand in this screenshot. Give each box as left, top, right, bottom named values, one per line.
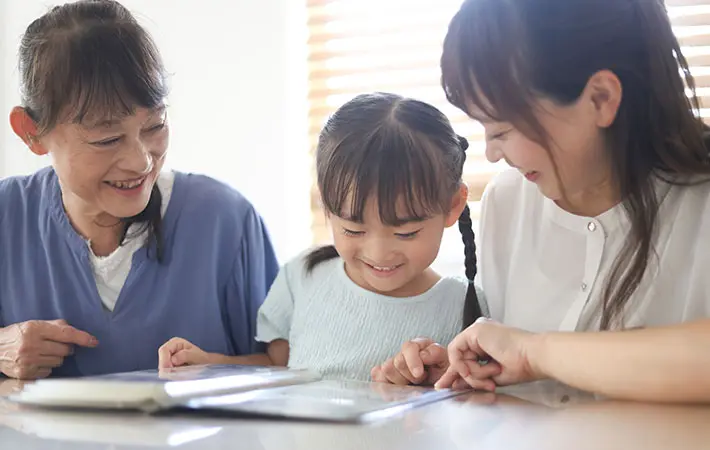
left=371, top=338, right=452, bottom=386
left=158, top=337, right=214, bottom=369
left=435, top=318, right=543, bottom=391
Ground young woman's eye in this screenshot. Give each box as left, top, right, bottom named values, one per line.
left=395, top=230, right=421, bottom=239
left=487, top=129, right=512, bottom=141
left=342, top=228, right=364, bottom=237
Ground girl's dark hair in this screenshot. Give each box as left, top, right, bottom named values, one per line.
left=19, top=0, right=168, bottom=260
left=306, top=92, right=483, bottom=328
left=442, top=0, right=710, bottom=330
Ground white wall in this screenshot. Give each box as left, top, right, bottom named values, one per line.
left=0, top=0, right=312, bottom=262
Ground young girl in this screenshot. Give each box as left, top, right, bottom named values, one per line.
left=158, top=92, right=495, bottom=382
left=379, top=0, right=710, bottom=403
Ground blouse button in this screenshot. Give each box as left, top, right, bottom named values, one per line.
left=587, top=222, right=597, bottom=232
left=581, top=283, right=588, bottom=292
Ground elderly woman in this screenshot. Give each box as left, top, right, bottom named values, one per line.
left=0, top=0, right=278, bottom=379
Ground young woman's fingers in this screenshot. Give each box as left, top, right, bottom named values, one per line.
left=435, top=367, right=461, bottom=389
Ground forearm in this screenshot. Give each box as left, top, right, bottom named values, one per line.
left=531, top=320, right=710, bottom=403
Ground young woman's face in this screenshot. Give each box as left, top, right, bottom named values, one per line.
left=471, top=72, right=621, bottom=209
left=39, top=105, right=169, bottom=221
left=477, top=97, right=610, bottom=203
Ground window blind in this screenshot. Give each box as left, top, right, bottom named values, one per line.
left=306, top=0, right=710, bottom=243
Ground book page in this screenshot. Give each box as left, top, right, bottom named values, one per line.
left=182, top=379, right=466, bottom=423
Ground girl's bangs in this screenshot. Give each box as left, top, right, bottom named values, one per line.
left=319, top=126, right=450, bottom=226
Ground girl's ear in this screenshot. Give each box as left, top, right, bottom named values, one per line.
left=9, top=107, right=48, bottom=156
left=445, top=183, right=469, bottom=228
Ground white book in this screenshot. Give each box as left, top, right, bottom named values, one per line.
left=9, top=365, right=465, bottom=423
left=10, top=365, right=321, bottom=413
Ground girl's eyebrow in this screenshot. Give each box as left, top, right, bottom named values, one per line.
left=337, top=214, right=428, bottom=226
left=389, top=216, right=428, bottom=227
left=337, top=213, right=363, bottom=224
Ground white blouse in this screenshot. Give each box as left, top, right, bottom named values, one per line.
left=88, top=171, right=175, bottom=312
left=479, top=169, right=710, bottom=333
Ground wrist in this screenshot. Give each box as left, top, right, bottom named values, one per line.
left=525, top=331, right=552, bottom=380
left=207, top=352, right=230, bottom=365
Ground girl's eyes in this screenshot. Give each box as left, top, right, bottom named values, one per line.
left=395, top=230, right=421, bottom=239
left=342, top=228, right=364, bottom=237
left=342, top=228, right=421, bottom=239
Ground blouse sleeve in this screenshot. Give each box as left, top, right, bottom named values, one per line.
left=254, top=263, right=295, bottom=344
left=225, top=207, right=279, bottom=354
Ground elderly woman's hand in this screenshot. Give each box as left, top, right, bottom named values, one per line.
left=0, top=319, right=98, bottom=380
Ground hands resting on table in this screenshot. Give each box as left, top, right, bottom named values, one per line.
left=157, top=316, right=710, bottom=403
left=371, top=318, right=537, bottom=391
left=373, top=317, right=710, bottom=404
left=6, top=313, right=710, bottom=405
left=156, top=318, right=541, bottom=392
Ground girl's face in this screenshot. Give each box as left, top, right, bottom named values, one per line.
left=13, top=105, right=169, bottom=223
left=329, top=186, right=467, bottom=297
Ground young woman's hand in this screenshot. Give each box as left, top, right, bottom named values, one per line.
left=158, top=337, right=216, bottom=369
left=371, top=338, right=453, bottom=386
left=436, top=318, right=542, bottom=391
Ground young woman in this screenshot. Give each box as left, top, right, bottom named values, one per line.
left=376, top=0, right=710, bottom=403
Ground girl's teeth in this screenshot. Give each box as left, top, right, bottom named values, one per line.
left=373, top=265, right=397, bottom=272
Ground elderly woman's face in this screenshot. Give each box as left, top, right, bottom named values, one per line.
left=40, top=105, right=169, bottom=221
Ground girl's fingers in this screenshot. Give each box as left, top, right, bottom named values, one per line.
left=371, top=366, right=386, bottom=383
left=381, top=358, right=410, bottom=385
left=171, top=349, right=193, bottom=367
left=401, top=341, right=428, bottom=380
left=393, top=351, right=419, bottom=384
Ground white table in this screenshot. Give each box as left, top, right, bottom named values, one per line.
left=1, top=378, right=708, bottom=449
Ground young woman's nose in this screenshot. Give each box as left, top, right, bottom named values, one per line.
left=485, top=143, right=504, bottom=163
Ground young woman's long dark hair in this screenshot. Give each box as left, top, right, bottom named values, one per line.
left=18, top=0, right=168, bottom=260
left=441, top=0, right=710, bottom=329
left=306, top=92, right=483, bottom=329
